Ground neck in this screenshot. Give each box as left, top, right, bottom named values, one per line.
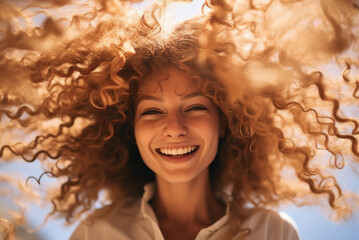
left=151, top=170, right=225, bottom=228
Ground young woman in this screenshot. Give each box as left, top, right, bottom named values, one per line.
left=0, top=0, right=358, bottom=239
left=70, top=63, right=301, bottom=239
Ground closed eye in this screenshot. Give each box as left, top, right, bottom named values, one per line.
left=186, top=105, right=208, bottom=112
left=141, top=109, right=162, bottom=116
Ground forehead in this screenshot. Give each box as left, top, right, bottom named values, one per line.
left=138, top=67, right=200, bottom=95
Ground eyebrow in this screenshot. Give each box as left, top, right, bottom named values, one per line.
left=136, top=91, right=203, bottom=104
left=136, top=95, right=163, bottom=103
left=181, top=91, right=203, bottom=100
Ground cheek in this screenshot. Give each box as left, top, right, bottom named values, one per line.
left=134, top=121, right=160, bottom=156
left=206, top=113, right=220, bottom=137
left=194, top=116, right=220, bottom=148
left=206, top=115, right=220, bottom=148
left=134, top=123, right=149, bottom=152
left=205, top=125, right=220, bottom=157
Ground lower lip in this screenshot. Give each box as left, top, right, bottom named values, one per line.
left=158, top=150, right=197, bottom=163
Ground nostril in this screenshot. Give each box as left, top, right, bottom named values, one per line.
left=162, top=125, right=188, bottom=137
left=162, top=114, right=188, bottom=137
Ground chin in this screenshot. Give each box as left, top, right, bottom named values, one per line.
left=161, top=175, right=196, bottom=184
left=157, top=169, right=206, bottom=184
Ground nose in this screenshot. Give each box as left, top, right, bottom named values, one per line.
left=162, top=112, right=188, bottom=138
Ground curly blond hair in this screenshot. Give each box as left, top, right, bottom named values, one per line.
left=0, top=0, right=358, bottom=237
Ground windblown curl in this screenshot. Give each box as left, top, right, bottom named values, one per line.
left=0, top=0, right=358, bottom=238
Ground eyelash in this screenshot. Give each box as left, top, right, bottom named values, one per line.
left=141, top=109, right=162, bottom=116
left=186, top=105, right=207, bottom=112
left=140, top=105, right=207, bottom=116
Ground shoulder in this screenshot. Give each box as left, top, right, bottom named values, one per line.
left=239, top=208, right=300, bottom=240
left=70, top=197, right=143, bottom=240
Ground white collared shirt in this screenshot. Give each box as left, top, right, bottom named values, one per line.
left=70, top=183, right=300, bottom=240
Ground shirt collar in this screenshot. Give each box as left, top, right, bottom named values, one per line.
left=140, top=182, right=159, bottom=225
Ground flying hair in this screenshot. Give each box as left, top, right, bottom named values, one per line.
left=0, top=0, right=358, bottom=238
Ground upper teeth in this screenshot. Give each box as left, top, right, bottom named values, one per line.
left=159, top=146, right=197, bottom=156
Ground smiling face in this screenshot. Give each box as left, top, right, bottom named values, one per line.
left=134, top=67, right=221, bottom=184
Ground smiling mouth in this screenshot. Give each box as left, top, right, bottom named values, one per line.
left=156, top=145, right=199, bottom=157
